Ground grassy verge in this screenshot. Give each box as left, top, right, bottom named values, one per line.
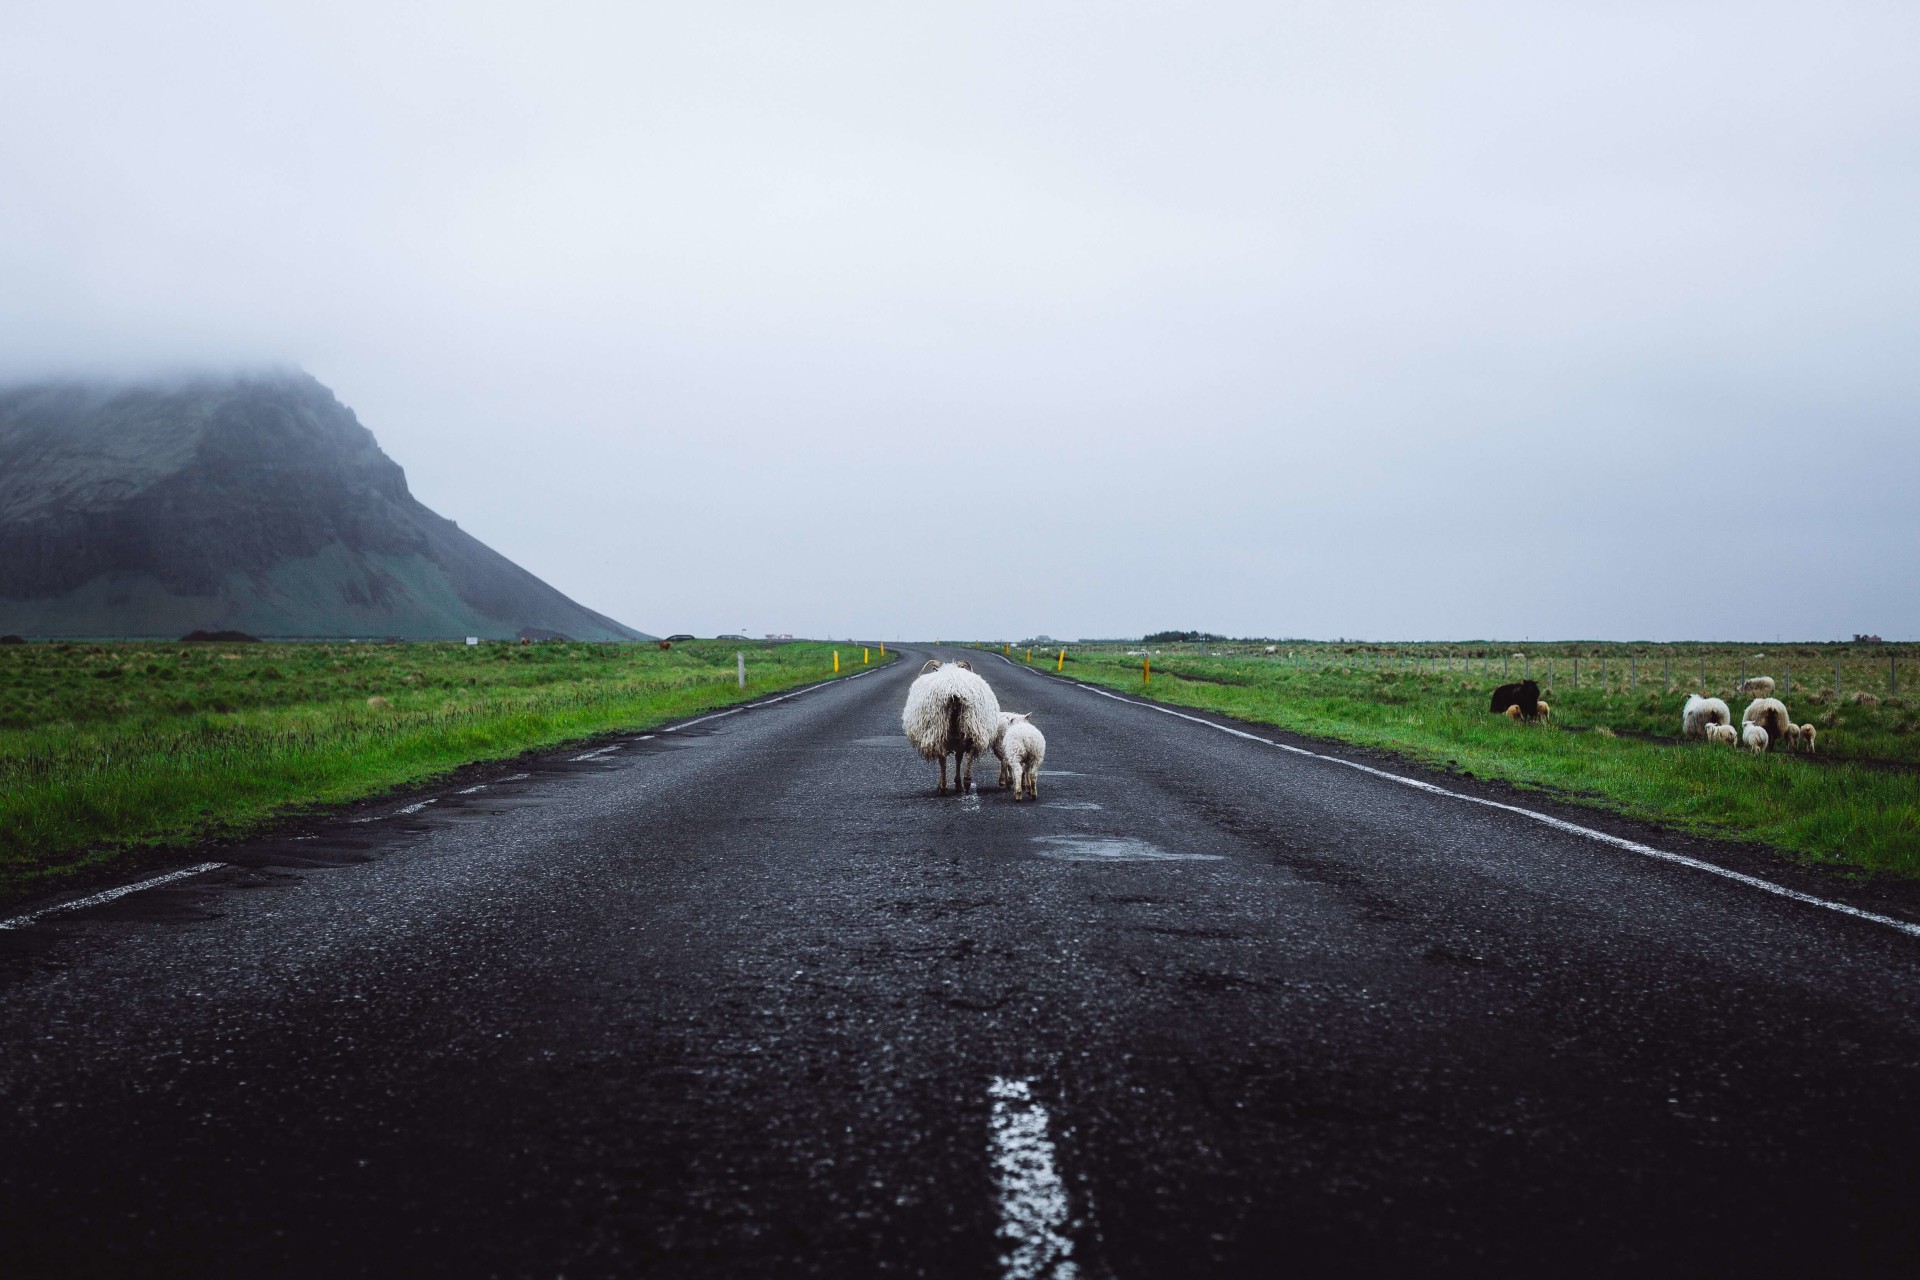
left=1, top=639, right=890, bottom=901
left=1017, top=645, right=1920, bottom=876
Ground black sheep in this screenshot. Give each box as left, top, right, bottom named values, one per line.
left=1490, top=679, right=1540, bottom=719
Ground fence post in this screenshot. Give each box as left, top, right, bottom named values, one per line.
left=1665, top=650, right=1670, bottom=692
left=1893, top=653, right=1899, bottom=697
left=1573, top=656, right=1579, bottom=689
left=1835, top=656, right=1841, bottom=700
left=1548, top=658, right=1554, bottom=695
left=737, top=651, right=745, bottom=689
left=1631, top=654, right=1637, bottom=692
left=1783, top=663, right=1789, bottom=697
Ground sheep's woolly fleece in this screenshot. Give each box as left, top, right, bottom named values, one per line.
left=1742, top=722, right=1771, bottom=753
left=901, top=661, right=1003, bottom=762
left=1743, top=697, right=1790, bottom=747
left=1001, top=716, right=1046, bottom=799
left=1682, top=695, right=1732, bottom=739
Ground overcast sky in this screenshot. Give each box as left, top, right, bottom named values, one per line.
left=4, top=2, right=1917, bottom=641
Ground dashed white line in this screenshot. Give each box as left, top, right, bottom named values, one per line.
left=0, top=863, right=227, bottom=931
left=988, top=1077, right=1079, bottom=1280
left=393, top=798, right=438, bottom=816
left=1003, top=657, right=1920, bottom=941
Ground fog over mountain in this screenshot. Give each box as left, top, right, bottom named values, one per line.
left=3, top=3, right=1916, bottom=641
left=0, top=371, right=647, bottom=640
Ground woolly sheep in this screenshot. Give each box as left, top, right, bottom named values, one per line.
left=1682, top=694, right=1731, bottom=739
left=1491, top=679, right=1540, bottom=718
left=1000, top=714, right=1046, bottom=801
left=992, top=711, right=1023, bottom=788
left=902, top=659, right=1002, bottom=795
left=1778, top=723, right=1802, bottom=750
left=1742, top=697, right=1790, bottom=750
left=1800, top=724, right=1818, bottom=754
left=1739, top=676, right=1776, bottom=698
left=1741, top=722, right=1770, bottom=754
left=1704, top=723, right=1740, bottom=746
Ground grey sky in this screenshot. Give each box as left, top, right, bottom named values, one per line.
left=4, top=2, right=1917, bottom=641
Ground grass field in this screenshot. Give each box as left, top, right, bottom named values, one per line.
left=1, top=638, right=887, bottom=902
left=987, top=640, right=1920, bottom=877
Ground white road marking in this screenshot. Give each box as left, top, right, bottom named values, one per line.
left=987, top=1077, right=1079, bottom=1280
left=0, top=863, right=227, bottom=931
left=394, top=798, right=438, bottom=816
left=570, top=744, right=622, bottom=761
left=1004, top=657, right=1920, bottom=940
left=456, top=784, right=488, bottom=794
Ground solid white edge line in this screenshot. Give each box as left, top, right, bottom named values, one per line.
left=0, top=862, right=228, bottom=931
left=997, top=655, right=1920, bottom=941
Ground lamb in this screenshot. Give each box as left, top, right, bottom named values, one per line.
left=1742, top=697, right=1790, bottom=750
left=999, top=713, right=1046, bottom=801
left=1741, top=722, right=1770, bottom=754
left=1738, top=676, right=1776, bottom=698
left=1681, top=694, right=1731, bottom=739
left=992, top=711, right=1023, bottom=788
left=1800, top=724, right=1818, bottom=754
left=1704, top=723, right=1740, bottom=746
left=1491, top=679, right=1540, bottom=719
left=1778, top=723, right=1802, bottom=751
left=1504, top=699, right=1552, bottom=722
left=902, top=659, right=1002, bottom=795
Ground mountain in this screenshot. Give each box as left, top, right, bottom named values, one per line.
left=0, top=370, right=650, bottom=641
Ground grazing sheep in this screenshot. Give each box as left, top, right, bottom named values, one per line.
left=1800, top=724, right=1818, bottom=754
left=1000, top=714, right=1046, bottom=801
left=1682, top=694, right=1732, bottom=739
left=1778, top=723, right=1803, bottom=751
left=1741, top=722, right=1770, bottom=754
left=1704, top=723, right=1740, bottom=746
left=1742, top=697, right=1790, bottom=749
left=1739, top=676, right=1775, bottom=698
left=902, top=659, right=1002, bottom=795
left=1491, top=679, right=1540, bottom=719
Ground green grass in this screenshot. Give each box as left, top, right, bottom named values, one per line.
left=0, top=638, right=889, bottom=902
left=999, top=642, right=1920, bottom=876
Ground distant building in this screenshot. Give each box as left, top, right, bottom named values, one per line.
left=765, top=632, right=795, bottom=640
left=1855, top=633, right=1886, bottom=644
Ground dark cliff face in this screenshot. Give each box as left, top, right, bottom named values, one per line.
left=0, top=371, right=648, bottom=640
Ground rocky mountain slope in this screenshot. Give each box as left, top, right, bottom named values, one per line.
left=0, top=371, right=649, bottom=640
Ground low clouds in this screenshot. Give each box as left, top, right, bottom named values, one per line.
left=4, top=2, right=1916, bottom=639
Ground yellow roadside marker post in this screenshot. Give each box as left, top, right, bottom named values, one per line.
left=834, top=651, right=840, bottom=673
left=1057, top=649, right=1065, bottom=671
left=1144, top=659, right=1151, bottom=685
left=864, top=647, right=869, bottom=664
left=880, top=642, right=885, bottom=656
left=1026, top=649, right=1031, bottom=663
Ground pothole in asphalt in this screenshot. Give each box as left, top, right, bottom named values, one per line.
left=1031, top=836, right=1221, bottom=862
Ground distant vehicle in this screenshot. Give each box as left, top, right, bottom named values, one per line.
left=664, top=634, right=696, bottom=642
left=716, top=634, right=748, bottom=641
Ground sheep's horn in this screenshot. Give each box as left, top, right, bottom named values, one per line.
left=920, top=659, right=942, bottom=672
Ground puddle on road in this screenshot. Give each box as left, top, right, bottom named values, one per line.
left=1032, top=836, right=1221, bottom=863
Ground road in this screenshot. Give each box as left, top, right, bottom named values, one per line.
left=4, top=647, right=1920, bottom=1277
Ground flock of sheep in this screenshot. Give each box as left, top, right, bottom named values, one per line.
left=902, top=659, right=1046, bottom=799
left=1682, top=677, right=1818, bottom=754
left=1492, top=673, right=1817, bottom=754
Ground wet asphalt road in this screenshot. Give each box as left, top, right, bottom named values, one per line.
left=4, top=647, right=1920, bottom=1278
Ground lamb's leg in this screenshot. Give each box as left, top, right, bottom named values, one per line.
left=937, top=754, right=949, bottom=796
left=1027, top=768, right=1039, bottom=801
left=960, top=750, right=974, bottom=792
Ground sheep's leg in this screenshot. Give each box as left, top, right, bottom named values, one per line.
left=1027, top=769, right=1039, bottom=801
left=937, top=754, right=949, bottom=796
left=960, top=750, right=974, bottom=792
